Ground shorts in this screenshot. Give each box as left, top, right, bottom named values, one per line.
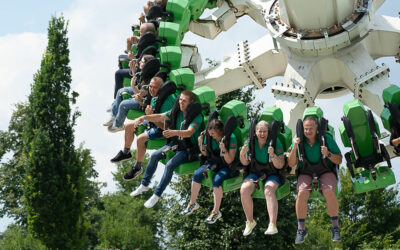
left=145, top=126, right=163, bottom=140
left=297, top=172, right=337, bottom=191
left=244, top=173, right=281, bottom=187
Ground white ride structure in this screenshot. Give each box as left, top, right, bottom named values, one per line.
left=185, top=0, right=399, bottom=131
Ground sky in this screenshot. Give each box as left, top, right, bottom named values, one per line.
left=0, top=0, right=399, bottom=231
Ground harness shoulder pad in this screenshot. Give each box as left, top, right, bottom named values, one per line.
left=223, top=115, right=237, bottom=148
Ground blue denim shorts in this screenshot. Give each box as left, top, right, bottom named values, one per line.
left=245, top=173, right=281, bottom=187
left=145, top=126, right=163, bottom=140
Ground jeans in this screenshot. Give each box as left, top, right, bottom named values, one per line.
left=114, top=68, right=131, bottom=99
left=112, top=87, right=141, bottom=127
left=193, top=162, right=230, bottom=187
left=245, top=173, right=281, bottom=187
left=141, top=143, right=188, bottom=196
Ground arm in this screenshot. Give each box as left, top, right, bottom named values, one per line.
left=134, top=113, right=169, bottom=127
left=163, top=126, right=196, bottom=139
left=198, top=132, right=207, bottom=156
left=391, top=137, right=400, bottom=147
left=268, top=146, right=285, bottom=169
left=219, top=141, right=236, bottom=164
left=287, top=138, right=300, bottom=168
left=321, top=146, right=342, bottom=165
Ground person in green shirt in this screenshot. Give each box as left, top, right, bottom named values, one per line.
left=288, top=116, right=342, bottom=244
left=129, top=90, right=203, bottom=208
left=110, top=76, right=174, bottom=168
left=182, top=119, right=238, bottom=224
left=239, top=120, right=285, bottom=237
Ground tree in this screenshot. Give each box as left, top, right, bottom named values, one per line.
left=23, top=16, right=88, bottom=248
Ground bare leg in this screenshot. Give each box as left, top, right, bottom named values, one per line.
left=322, top=189, right=339, bottom=217
left=136, top=133, right=148, bottom=162
left=264, top=181, right=279, bottom=226
left=190, top=181, right=202, bottom=203
left=296, top=190, right=311, bottom=219
left=240, top=181, right=255, bottom=222
left=124, top=122, right=136, bottom=149
left=213, top=187, right=223, bottom=212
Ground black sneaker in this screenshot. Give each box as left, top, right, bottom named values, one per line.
left=295, top=229, right=308, bottom=244
left=110, top=150, right=132, bottom=163
left=332, top=227, right=341, bottom=242
left=123, top=165, right=143, bottom=181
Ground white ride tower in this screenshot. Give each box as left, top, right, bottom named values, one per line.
left=190, top=0, right=400, bottom=131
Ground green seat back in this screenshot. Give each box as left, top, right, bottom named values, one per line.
left=259, top=107, right=292, bottom=151
left=166, top=0, right=191, bottom=22
left=159, top=22, right=182, bottom=46
left=189, top=0, right=208, bottom=20
left=159, top=46, right=182, bottom=71
left=169, top=68, right=194, bottom=92
left=340, top=99, right=380, bottom=158
left=219, top=100, right=250, bottom=148
left=302, top=106, right=335, bottom=138
left=381, top=85, right=400, bottom=130
left=193, top=86, right=216, bottom=131
left=122, top=77, right=131, bottom=87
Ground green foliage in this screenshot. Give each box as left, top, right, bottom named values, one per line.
left=0, top=224, right=45, bottom=250
left=23, top=15, right=88, bottom=249
left=0, top=103, right=29, bottom=224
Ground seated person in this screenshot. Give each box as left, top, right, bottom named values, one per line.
left=104, top=55, right=157, bottom=132
left=110, top=76, right=175, bottom=172
left=288, top=116, right=342, bottom=244
left=182, top=119, right=237, bottom=224
left=140, top=0, right=167, bottom=23
left=129, top=90, right=202, bottom=208
left=126, top=22, right=156, bottom=60
left=240, top=121, right=285, bottom=236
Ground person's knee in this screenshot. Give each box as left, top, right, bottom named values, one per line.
left=137, top=133, right=148, bottom=144
left=240, top=181, right=253, bottom=196
left=322, top=189, right=336, bottom=199
left=264, top=184, right=276, bottom=198
left=297, top=190, right=310, bottom=201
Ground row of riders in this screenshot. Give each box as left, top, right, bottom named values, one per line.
left=103, top=0, right=400, bottom=245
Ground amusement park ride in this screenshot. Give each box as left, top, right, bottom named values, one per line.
left=120, top=0, right=400, bottom=196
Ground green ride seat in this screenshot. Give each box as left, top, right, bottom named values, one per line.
left=127, top=109, right=144, bottom=120
left=201, top=169, right=244, bottom=191
left=250, top=106, right=292, bottom=200
left=201, top=100, right=250, bottom=192
left=251, top=181, right=290, bottom=200
left=339, top=99, right=395, bottom=193
left=159, top=46, right=182, bottom=71
left=122, top=77, right=131, bottom=87
left=173, top=86, right=216, bottom=175
left=132, top=124, right=166, bottom=149
left=169, top=68, right=195, bottom=93
left=381, top=85, right=400, bottom=131
left=166, top=0, right=191, bottom=23
left=189, top=0, right=208, bottom=20
left=158, top=22, right=183, bottom=46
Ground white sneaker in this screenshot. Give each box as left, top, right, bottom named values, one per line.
left=130, top=184, right=150, bottom=197
left=144, top=194, right=160, bottom=208
left=108, top=124, right=125, bottom=133
left=264, top=223, right=278, bottom=235
left=243, top=220, right=257, bottom=236
left=103, top=117, right=115, bottom=126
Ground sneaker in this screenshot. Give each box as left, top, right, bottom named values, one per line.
left=103, top=117, right=115, bottom=126
left=205, top=211, right=222, bottom=224
left=144, top=194, right=160, bottom=208
left=331, top=227, right=341, bottom=242
left=182, top=202, right=200, bottom=216
left=295, top=229, right=308, bottom=244
left=243, top=220, right=257, bottom=236
left=130, top=184, right=150, bottom=197
left=110, top=150, right=132, bottom=163
left=124, top=165, right=143, bottom=181
left=264, top=223, right=278, bottom=235
left=108, top=124, right=125, bottom=133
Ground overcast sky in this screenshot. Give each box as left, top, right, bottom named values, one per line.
left=0, top=0, right=399, bottom=231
